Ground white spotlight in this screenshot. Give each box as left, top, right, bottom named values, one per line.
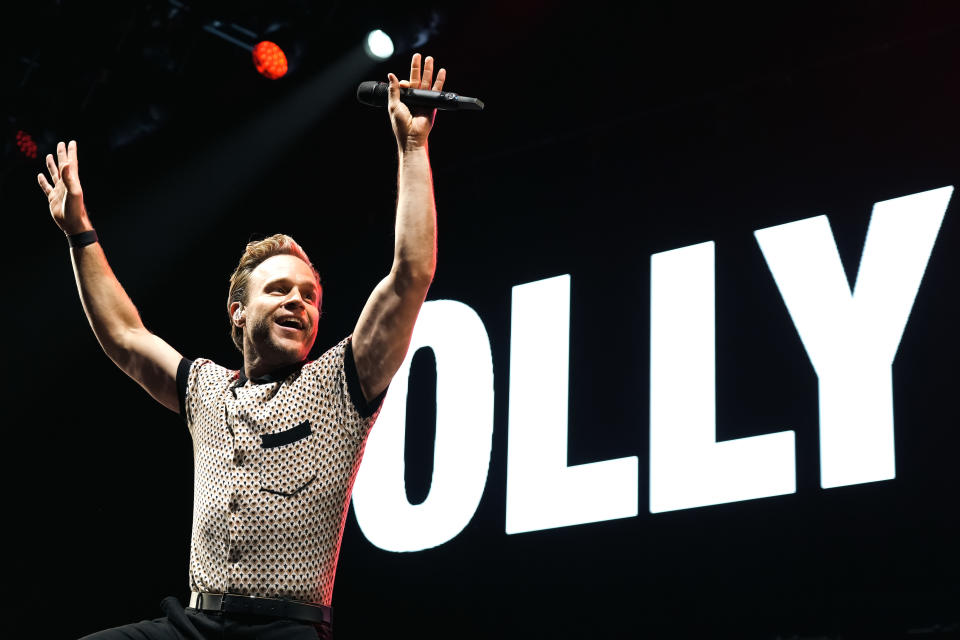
left=364, top=30, right=394, bottom=60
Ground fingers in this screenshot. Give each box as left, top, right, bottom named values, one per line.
left=37, top=172, right=53, bottom=196
left=406, top=54, right=445, bottom=91
left=387, top=72, right=400, bottom=106
left=56, top=140, right=68, bottom=172
left=420, top=56, right=434, bottom=90
left=432, top=67, right=446, bottom=92
left=45, top=153, right=59, bottom=185
left=39, top=140, right=81, bottom=197
left=409, top=53, right=421, bottom=87
left=61, top=160, right=77, bottom=187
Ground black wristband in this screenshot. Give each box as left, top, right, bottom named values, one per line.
left=67, top=229, right=98, bottom=249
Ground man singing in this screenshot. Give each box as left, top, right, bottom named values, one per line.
left=38, top=53, right=446, bottom=640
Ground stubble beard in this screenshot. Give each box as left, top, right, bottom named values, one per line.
left=248, top=312, right=306, bottom=365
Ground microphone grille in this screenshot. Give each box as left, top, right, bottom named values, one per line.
left=356, top=81, right=389, bottom=107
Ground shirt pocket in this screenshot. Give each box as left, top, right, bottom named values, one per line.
left=257, top=420, right=318, bottom=496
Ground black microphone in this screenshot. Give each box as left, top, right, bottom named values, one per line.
left=356, top=81, right=484, bottom=111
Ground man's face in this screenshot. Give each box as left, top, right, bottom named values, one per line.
left=241, top=254, right=321, bottom=365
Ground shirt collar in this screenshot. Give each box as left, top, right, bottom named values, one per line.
left=236, top=359, right=307, bottom=387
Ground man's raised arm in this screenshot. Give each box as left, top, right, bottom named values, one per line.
left=38, top=140, right=183, bottom=413
left=351, top=53, right=446, bottom=402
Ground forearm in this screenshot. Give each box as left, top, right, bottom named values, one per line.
left=393, top=144, right=437, bottom=285
left=70, top=240, right=148, bottom=362
left=40, top=141, right=181, bottom=411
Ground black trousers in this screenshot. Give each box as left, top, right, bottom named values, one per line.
left=78, top=596, right=332, bottom=640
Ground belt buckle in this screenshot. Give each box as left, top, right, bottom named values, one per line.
left=210, top=593, right=227, bottom=613
left=193, top=592, right=225, bottom=613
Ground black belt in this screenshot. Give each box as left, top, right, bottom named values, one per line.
left=188, top=592, right=332, bottom=626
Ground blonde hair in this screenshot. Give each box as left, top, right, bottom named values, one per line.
left=227, top=234, right=321, bottom=352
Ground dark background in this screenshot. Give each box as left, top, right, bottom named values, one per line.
left=3, top=1, right=959, bottom=638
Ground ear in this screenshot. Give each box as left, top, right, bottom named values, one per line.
left=229, top=301, right=245, bottom=327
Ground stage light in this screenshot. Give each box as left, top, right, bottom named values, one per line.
left=203, top=20, right=297, bottom=80
left=252, top=41, right=288, bottom=80
left=364, top=30, right=394, bottom=60
left=15, top=130, right=38, bottom=159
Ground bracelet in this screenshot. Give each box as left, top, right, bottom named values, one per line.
left=67, top=229, right=98, bottom=249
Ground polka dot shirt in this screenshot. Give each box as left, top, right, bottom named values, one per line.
left=176, top=335, right=385, bottom=606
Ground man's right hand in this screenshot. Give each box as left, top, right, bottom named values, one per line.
left=38, top=139, right=185, bottom=414
left=38, top=140, right=92, bottom=235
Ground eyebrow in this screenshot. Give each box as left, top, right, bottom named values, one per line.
left=263, top=276, right=318, bottom=293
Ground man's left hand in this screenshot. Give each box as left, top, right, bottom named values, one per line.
left=388, top=53, right=446, bottom=152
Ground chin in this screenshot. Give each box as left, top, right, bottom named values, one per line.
left=275, top=333, right=315, bottom=361
left=276, top=341, right=309, bottom=362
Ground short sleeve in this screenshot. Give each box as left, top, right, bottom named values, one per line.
left=307, top=336, right=388, bottom=441
left=178, top=357, right=233, bottom=434
left=177, top=357, right=193, bottom=422
left=343, top=338, right=388, bottom=420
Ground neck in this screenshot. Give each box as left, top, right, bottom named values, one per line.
left=243, top=343, right=300, bottom=381
left=244, top=357, right=270, bottom=382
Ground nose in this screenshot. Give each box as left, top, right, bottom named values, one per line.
left=283, top=288, right=306, bottom=309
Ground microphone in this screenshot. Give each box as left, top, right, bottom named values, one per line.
left=356, top=81, right=484, bottom=111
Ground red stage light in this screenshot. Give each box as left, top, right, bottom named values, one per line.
left=15, top=130, right=38, bottom=159
left=252, top=41, right=288, bottom=80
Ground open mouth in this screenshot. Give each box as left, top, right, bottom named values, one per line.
left=275, top=317, right=305, bottom=331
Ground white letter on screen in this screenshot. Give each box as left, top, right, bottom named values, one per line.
left=649, top=241, right=796, bottom=513
left=754, top=186, right=952, bottom=489
left=505, top=274, right=639, bottom=534
left=352, top=299, right=495, bottom=552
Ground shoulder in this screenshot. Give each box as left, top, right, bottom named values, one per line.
left=304, top=336, right=354, bottom=377
left=178, top=357, right=236, bottom=424
left=302, top=335, right=385, bottom=422
left=186, top=357, right=235, bottom=382
left=180, top=357, right=237, bottom=401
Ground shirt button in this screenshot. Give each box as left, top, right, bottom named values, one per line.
left=229, top=548, right=241, bottom=563
left=229, top=498, right=239, bottom=513
left=233, top=450, right=245, bottom=466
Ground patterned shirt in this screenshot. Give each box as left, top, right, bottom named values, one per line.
left=176, top=335, right=385, bottom=606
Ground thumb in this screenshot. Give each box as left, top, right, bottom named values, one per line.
left=386, top=72, right=401, bottom=108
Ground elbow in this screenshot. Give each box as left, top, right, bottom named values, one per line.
left=393, top=260, right=434, bottom=292
left=107, top=326, right=146, bottom=364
